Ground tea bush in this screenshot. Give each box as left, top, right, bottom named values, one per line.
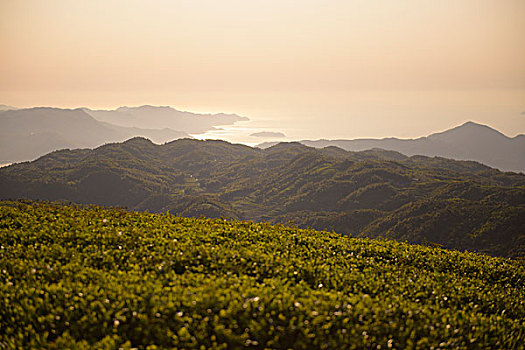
left=1, top=201, right=524, bottom=349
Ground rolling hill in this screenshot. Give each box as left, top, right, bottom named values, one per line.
left=258, top=122, right=525, bottom=173
left=1, top=138, right=524, bottom=258
left=1, top=201, right=523, bottom=348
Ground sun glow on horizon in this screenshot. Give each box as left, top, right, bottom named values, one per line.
left=1, top=0, right=524, bottom=138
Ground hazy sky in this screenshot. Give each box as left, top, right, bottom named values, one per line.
left=1, top=0, right=524, bottom=139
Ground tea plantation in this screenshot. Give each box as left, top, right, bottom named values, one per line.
left=1, top=201, right=524, bottom=349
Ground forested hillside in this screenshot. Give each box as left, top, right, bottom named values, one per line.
left=259, top=121, right=525, bottom=173
left=1, top=138, right=524, bottom=258
left=1, top=201, right=523, bottom=348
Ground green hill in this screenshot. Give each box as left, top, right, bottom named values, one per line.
left=1, top=201, right=524, bottom=349
left=1, top=138, right=524, bottom=258
left=258, top=121, right=525, bottom=173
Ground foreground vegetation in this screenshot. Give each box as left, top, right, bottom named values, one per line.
left=1, top=201, right=524, bottom=349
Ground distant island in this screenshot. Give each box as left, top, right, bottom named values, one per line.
left=84, top=105, right=248, bottom=134
left=250, top=131, right=286, bottom=138
left=0, top=105, right=248, bottom=164
left=258, top=121, right=525, bottom=173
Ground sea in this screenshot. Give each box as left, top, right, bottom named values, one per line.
left=187, top=89, right=525, bottom=146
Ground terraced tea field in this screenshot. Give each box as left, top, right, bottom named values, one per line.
left=1, top=201, right=524, bottom=349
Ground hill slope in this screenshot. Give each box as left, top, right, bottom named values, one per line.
left=259, top=122, right=525, bottom=173
left=1, top=201, right=524, bottom=348
left=1, top=138, right=524, bottom=258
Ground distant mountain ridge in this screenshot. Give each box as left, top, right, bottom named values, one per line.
left=258, top=122, right=525, bottom=173
left=0, top=107, right=189, bottom=163
left=250, top=131, right=286, bottom=138
left=0, top=105, right=249, bottom=163
left=84, top=105, right=248, bottom=134
left=0, top=105, right=18, bottom=111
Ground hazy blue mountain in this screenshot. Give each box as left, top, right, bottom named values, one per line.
left=85, top=105, right=249, bottom=134
left=0, top=107, right=189, bottom=163
left=250, top=131, right=286, bottom=138
left=0, top=105, right=18, bottom=111
left=258, top=122, right=525, bottom=173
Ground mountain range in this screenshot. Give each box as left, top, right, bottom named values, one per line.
left=84, top=105, right=248, bottom=133
left=0, top=105, right=247, bottom=164
left=1, top=138, right=524, bottom=258
left=259, top=122, right=525, bottom=173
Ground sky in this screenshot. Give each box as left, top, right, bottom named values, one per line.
left=1, top=0, right=524, bottom=141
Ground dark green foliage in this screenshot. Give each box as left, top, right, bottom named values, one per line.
left=1, top=138, right=524, bottom=257
left=1, top=201, right=524, bottom=349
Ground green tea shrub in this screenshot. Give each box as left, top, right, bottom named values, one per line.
left=1, top=201, right=524, bottom=349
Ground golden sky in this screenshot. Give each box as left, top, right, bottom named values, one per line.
left=1, top=0, right=524, bottom=138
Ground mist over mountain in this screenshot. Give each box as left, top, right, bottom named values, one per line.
left=259, top=122, right=525, bottom=173
left=85, top=105, right=249, bottom=134
left=250, top=131, right=286, bottom=138
left=0, top=107, right=190, bottom=163
left=1, top=137, right=524, bottom=258
left=0, top=105, right=249, bottom=163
